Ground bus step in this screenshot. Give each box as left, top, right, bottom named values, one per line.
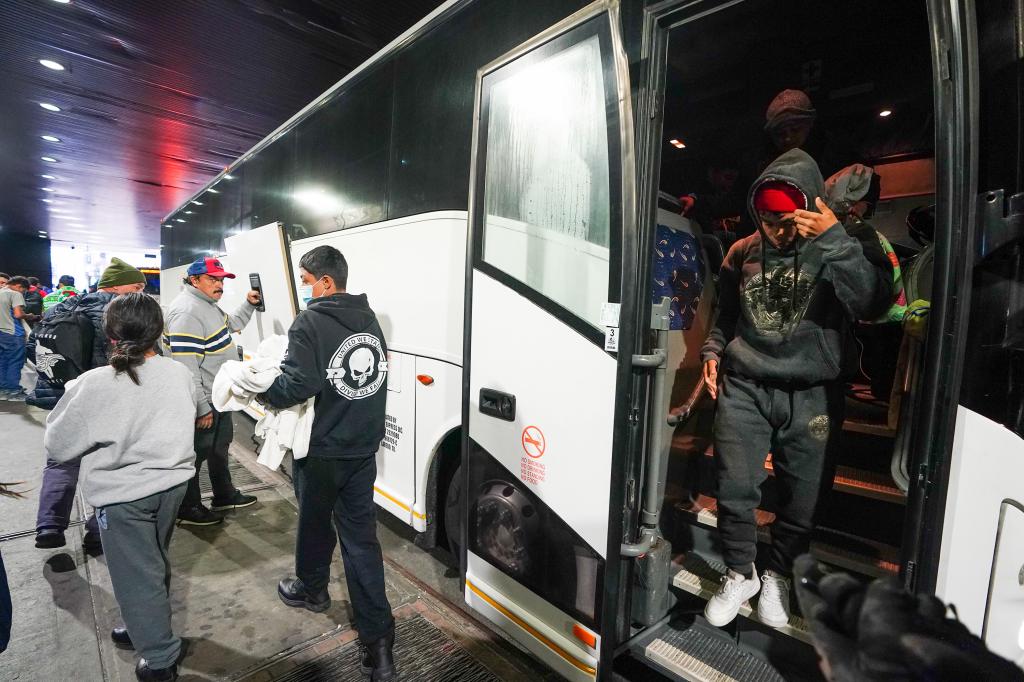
left=675, top=495, right=899, bottom=578
left=644, top=620, right=786, bottom=682
left=670, top=552, right=812, bottom=644
left=695, top=447, right=906, bottom=505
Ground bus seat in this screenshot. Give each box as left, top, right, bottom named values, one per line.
left=700, top=234, right=725, bottom=276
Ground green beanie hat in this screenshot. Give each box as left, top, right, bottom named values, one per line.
left=97, top=258, right=146, bottom=289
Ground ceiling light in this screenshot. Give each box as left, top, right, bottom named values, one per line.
left=41, top=199, right=53, bottom=204
left=175, top=218, right=186, bottom=223
left=191, top=200, right=203, bottom=206
left=41, top=187, right=56, bottom=192
left=39, top=234, right=48, bottom=239
left=224, top=174, right=235, bottom=180
left=41, top=174, right=56, bottom=180
left=184, top=210, right=193, bottom=214
left=41, top=135, right=61, bottom=142
left=39, top=59, right=65, bottom=71
left=39, top=102, right=61, bottom=112
left=669, top=138, right=686, bottom=149
left=207, top=188, right=219, bottom=194
left=52, top=0, right=72, bottom=4
left=38, top=230, right=47, bottom=234
left=879, top=109, right=892, bottom=117
left=41, top=156, right=58, bottom=163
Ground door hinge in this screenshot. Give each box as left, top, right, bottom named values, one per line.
left=977, top=190, right=1024, bottom=263
left=905, top=560, right=918, bottom=591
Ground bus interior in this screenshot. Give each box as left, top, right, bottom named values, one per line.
left=637, top=0, right=937, bottom=676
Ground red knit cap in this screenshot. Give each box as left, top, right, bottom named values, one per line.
left=754, top=181, right=805, bottom=213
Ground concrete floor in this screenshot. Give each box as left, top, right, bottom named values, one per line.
left=0, top=369, right=557, bottom=681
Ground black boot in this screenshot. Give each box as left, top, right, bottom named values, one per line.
left=111, top=626, right=133, bottom=648
left=277, top=577, right=331, bottom=613
left=359, top=628, right=396, bottom=681
left=35, top=528, right=66, bottom=549
left=135, top=659, right=177, bottom=681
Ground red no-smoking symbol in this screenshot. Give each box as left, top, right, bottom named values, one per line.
left=522, top=425, right=546, bottom=459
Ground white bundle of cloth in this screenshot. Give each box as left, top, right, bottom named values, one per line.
left=211, top=335, right=314, bottom=471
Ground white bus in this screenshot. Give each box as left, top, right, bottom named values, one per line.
left=161, top=0, right=1024, bottom=679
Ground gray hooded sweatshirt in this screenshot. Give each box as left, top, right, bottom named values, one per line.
left=701, top=149, right=893, bottom=384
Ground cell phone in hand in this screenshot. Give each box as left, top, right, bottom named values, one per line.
left=249, top=273, right=265, bottom=312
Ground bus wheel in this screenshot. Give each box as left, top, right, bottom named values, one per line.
left=443, top=464, right=462, bottom=558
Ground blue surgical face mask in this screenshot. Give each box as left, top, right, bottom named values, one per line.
left=298, top=284, right=313, bottom=305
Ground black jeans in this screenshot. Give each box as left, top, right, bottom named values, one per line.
left=182, top=409, right=236, bottom=509
left=713, top=372, right=843, bottom=575
left=293, top=454, right=394, bottom=643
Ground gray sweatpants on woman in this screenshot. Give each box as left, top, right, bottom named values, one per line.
left=97, top=482, right=187, bottom=669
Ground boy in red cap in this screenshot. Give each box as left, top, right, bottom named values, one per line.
left=699, top=149, right=893, bottom=629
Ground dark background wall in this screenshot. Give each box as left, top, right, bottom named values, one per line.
left=0, top=234, right=52, bottom=284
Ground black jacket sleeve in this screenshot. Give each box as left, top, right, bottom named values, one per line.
left=262, top=314, right=323, bottom=409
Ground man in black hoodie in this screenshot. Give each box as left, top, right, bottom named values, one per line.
left=261, top=245, right=395, bottom=681
left=700, top=149, right=892, bottom=630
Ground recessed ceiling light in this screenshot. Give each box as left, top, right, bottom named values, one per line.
left=879, top=109, right=893, bottom=117
left=207, top=188, right=219, bottom=194
left=41, top=199, right=53, bottom=204
left=41, top=156, right=58, bottom=163
left=41, top=174, right=56, bottom=180
left=41, top=135, right=61, bottom=142
left=191, top=200, right=203, bottom=206
left=175, top=218, right=186, bottom=223
left=224, top=174, right=235, bottom=180
left=52, top=0, right=72, bottom=4
left=41, top=187, right=56, bottom=192
left=184, top=210, right=193, bottom=214
left=669, top=138, right=686, bottom=149
left=39, top=102, right=62, bottom=112
left=39, top=59, right=65, bottom=71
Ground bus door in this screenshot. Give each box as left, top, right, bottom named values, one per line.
left=462, top=4, right=638, bottom=680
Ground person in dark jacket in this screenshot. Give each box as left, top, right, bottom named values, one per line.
left=700, top=149, right=893, bottom=630
left=261, top=245, right=395, bottom=682
left=29, top=258, right=147, bottom=551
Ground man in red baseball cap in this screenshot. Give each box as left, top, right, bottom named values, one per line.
left=164, top=256, right=262, bottom=526
left=699, top=148, right=894, bottom=631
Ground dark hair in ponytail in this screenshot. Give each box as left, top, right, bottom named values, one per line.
left=103, top=293, right=163, bottom=385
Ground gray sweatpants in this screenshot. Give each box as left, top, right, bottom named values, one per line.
left=97, top=482, right=187, bottom=669
left=713, top=372, right=843, bottom=575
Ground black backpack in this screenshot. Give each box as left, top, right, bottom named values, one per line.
left=33, top=307, right=95, bottom=386
left=22, top=288, right=43, bottom=316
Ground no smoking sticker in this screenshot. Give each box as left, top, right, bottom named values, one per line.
left=521, top=425, right=545, bottom=458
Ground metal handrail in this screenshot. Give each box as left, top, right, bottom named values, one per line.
left=667, top=375, right=707, bottom=426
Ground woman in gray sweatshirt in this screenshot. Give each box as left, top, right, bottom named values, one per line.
left=45, top=293, right=197, bottom=682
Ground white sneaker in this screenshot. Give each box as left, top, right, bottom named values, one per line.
left=757, top=570, right=791, bottom=628
left=704, top=568, right=760, bottom=627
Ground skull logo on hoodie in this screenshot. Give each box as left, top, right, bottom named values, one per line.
left=326, top=333, right=388, bottom=399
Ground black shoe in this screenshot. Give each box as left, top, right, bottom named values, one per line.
left=277, top=577, right=331, bottom=613
left=135, top=658, right=177, bottom=682
left=210, top=491, right=258, bottom=511
left=35, top=528, right=66, bottom=549
left=83, top=529, right=103, bottom=552
left=176, top=505, right=223, bottom=526
left=359, top=628, right=397, bottom=681
left=111, top=626, right=133, bottom=649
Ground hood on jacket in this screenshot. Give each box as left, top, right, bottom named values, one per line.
left=305, top=293, right=377, bottom=333
left=747, top=148, right=826, bottom=244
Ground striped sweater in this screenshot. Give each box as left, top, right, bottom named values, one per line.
left=164, top=285, right=255, bottom=416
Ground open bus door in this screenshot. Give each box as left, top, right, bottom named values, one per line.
left=461, top=3, right=639, bottom=680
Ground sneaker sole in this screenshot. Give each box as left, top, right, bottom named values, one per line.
left=277, top=591, right=331, bottom=613
left=757, top=612, right=789, bottom=628
left=176, top=517, right=224, bottom=526
left=209, top=499, right=258, bottom=511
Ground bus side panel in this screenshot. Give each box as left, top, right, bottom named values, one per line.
left=288, top=211, right=468, bottom=365
left=414, top=357, right=463, bottom=532
left=936, top=405, right=1024, bottom=660
left=375, top=350, right=416, bottom=525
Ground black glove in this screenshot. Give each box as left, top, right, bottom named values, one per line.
left=793, top=554, right=1024, bottom=682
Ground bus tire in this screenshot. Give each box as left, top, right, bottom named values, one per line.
left=443, top=463, right=462, bottom=559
